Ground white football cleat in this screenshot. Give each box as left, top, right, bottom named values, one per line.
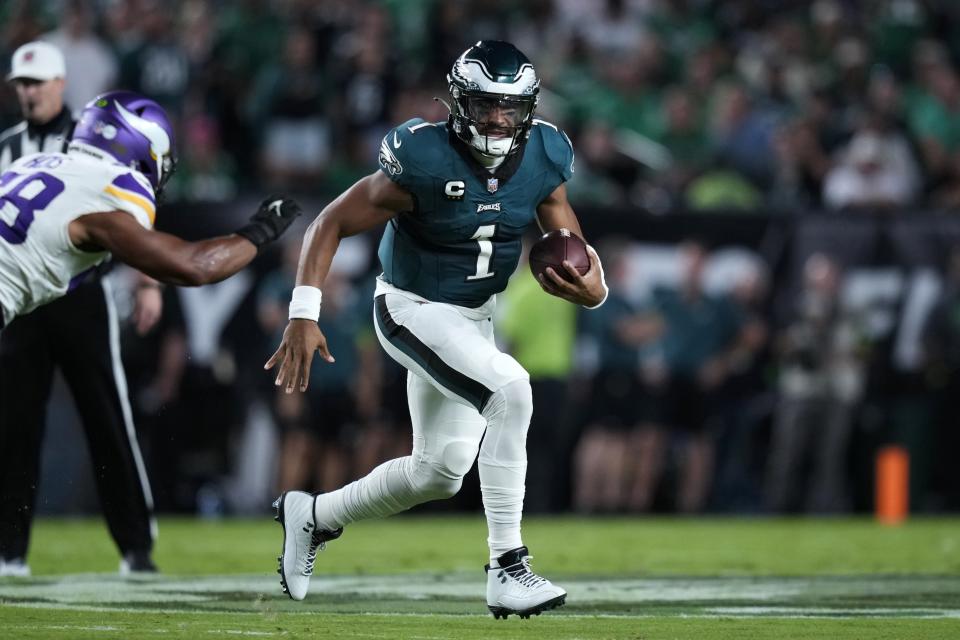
left=0, top=557, right=30, bottom=577
left=273, top=491, right=342, bottom=601
left=486, top=546, right=567, bottom=619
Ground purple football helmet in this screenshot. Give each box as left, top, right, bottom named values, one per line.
left=72, top=91, right=177, bottom=194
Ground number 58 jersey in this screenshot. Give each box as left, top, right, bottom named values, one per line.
left=376, top=118, right=574, bottom=308
left=0, top=150, right=156, bottom=325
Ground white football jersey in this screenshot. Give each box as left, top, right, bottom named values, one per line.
left=0, top=149, right=155, bottom=325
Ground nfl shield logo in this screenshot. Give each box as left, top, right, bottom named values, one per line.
left=486, top=177, right=499, bottom=193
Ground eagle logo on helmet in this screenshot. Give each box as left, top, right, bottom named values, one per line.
left=446, top=41, right=541, bottom=159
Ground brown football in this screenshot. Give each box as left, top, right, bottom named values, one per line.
left=529, top=229, right=590, bottom=282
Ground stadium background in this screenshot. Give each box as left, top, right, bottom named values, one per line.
left=2, top=0, right=960, bottom=521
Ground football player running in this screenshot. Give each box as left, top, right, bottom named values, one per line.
left=0, top=90, right=301, bottom=328
left=267, top=41, right=608, bottom=618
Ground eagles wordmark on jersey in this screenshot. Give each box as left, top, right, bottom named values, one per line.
left=377, top=117, right=574, bottom=308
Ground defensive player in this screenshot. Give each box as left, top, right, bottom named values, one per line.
left=0, top=90, right=301, bottom=328
left=0, top=42, right=160, bottom=578
left=267, top=41, right=607, bottom=618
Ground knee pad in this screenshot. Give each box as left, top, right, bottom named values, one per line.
left=410, top=439, right=478, bottom=500
left=439, top=439, right=477, bottom=478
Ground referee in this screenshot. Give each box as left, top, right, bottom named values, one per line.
left=0, top=42, right=158, bottom=576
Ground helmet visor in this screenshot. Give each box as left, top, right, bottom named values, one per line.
left=464, top=95, right=535, bottom=137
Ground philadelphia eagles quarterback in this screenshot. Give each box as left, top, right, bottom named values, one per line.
left=266, top=41, right=608, bottom=619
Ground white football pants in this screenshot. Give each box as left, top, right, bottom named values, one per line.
left=315, top=284, right=531, bottom=558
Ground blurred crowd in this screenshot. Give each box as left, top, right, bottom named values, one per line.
left=5, top=0, right=960, bottom=517
left=6, top=0, right=960, bottom=211
left=84, top=226, right=960, bottom=515
left=91, top=227, right=959, bottom=518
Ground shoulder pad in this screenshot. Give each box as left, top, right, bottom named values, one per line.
left=378, top=118, right=447, bottom=187
left=532, top=119, right=575, bottom=182
left=102, top=169, right=157, bottom=228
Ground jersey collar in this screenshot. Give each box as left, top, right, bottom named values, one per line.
left=448, top=128, right=527, bottom=189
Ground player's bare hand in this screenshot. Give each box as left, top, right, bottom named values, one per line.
left=132, top=284, right=163, bottom=335
left=537, top=245, right=607, bottom=307
left=264, top=319, right=335, bottom=393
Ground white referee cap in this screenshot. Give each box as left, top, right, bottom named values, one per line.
left=7, top=41, right=66, bottom=82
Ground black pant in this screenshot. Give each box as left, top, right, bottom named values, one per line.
left=0, top=277, right=154, bottom=559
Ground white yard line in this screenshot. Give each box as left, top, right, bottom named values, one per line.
left=2, top=574, right=959, bottom=620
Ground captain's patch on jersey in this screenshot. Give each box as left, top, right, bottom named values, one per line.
left=444, top=180, right=465, bottom=200
left=379, top=138, right=403, bottom=176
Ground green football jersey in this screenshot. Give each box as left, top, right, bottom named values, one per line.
left=376, top=118, right=574, bottom=307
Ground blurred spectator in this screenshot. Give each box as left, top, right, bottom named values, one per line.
left=506, top=0, right=569, bottom=84
left=685, top=161, right=762, bottom=212
left=1, top=1, right=50, bottom=53
left=709, top=257, right=772, bottom=511
left=573, top=0, right=649, bottom=61
left=498, top=240, right=579, bottom=513
left=4, top=0, right=960, bottom=520
left=119, top=281, right=188, bottom=514
left=907, top=57, right=960, bottom=188
left=769, top=100, right=835, bottom=210
left=710, top=82, right=781, bottom=190
left=425, top=2, right=471, bottom=81
left=42, top=0, right=117, bottom=112
left=180, top=0, right=216, bottom=69
left=869, top=0, right=928, bottom=78
left=169, top=273, right=254, bottom=513
left=166, top=115, right=238, bottom=202
left=331, top=35, right=394, bottom=165
left=571, top=240, right=661, bottom=513
left=248, top=26, right=329, bottom=190
left=118, top=2, right=190, bottom=116
left=653, top=86, right=708, bottom=198
left=766, top=254, right=868, bottom=512
left=258, top=241, right=364, bottom=494
left=100, top=0, right=142, bottom=56
left=823, top=127, right=920, bottom=210
left=2, top=0, right=960, bottom=210
left=566, top=119, right=637, bottom=207
left=646, top=242, right=747, bottom=512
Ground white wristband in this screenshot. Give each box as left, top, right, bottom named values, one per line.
left=583, top=245, right=609, bottom=310
left=289, top=285, right=322, bottom=321
left=584, top=284, right=609, bottom=309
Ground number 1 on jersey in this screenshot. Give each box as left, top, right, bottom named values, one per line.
left=467, top=224, right=496, bottom=281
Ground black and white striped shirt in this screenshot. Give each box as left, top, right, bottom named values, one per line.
left=0, top=107, right=75, bottom=172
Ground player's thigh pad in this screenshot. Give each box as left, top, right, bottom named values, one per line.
left=374, top=294, right=528, bottom=412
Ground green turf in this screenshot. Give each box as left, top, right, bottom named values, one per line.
left=25, top=515, right=960, bottom=575
left=1, top=515, right=958, bottom=639
left=4, top=608, right=960, bottom=640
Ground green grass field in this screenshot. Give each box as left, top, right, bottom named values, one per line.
left=2, top=515, right=959, bottom=639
